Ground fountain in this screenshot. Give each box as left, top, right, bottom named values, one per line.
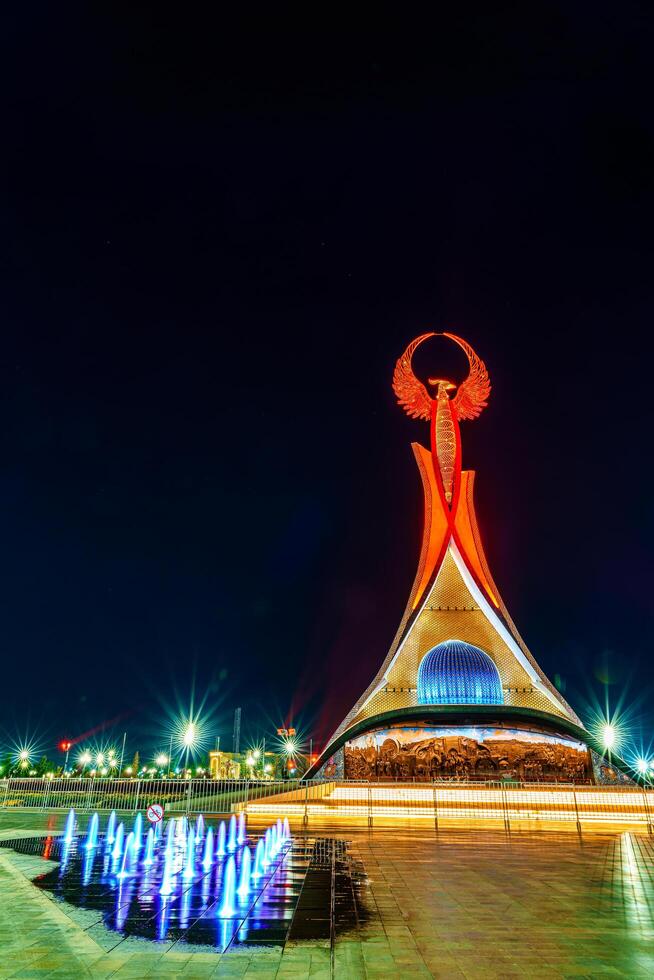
left=82, top=843, right=96, bottom=885
left=283, top=817, right=290, bottom=840
left=218, top=855, right=236, bottom=917
left=252, top=839, right=264, bottom=880
left=63, top=808, right=76, bottom=845
left=26, top=808, right=295, bottom=947
left=111, top=823, right=125, bottom=864
left=117, top=831, right=135, bottom=879
left=133, top=812, right=143, bottom=851
left=160, top=831, right=175, bottom=896
left=106, top=809, right=117, bottom=845
left=262, top=828, right=271, bottom=869
left=143, top=827, right=155, bottom=866
left=183, top=826, right=196, bottom=880
left=202, top=827, right=214, bottom=871
left=227, top=814, right=237, bottom=852
left=85, top=812, right=99, bottom=850
left=237, top=846, right=251, bottom=899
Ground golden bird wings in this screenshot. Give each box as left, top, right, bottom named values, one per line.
left=392, top=332, right=435, bottom=420
left=443, top=332, right=491, bottom=421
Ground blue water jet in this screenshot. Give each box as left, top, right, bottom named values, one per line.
left=160, top=833, right=175, bottom=896
left=262, top=828, right=271, bottom=869
left=183, top=826, right=196, bottom=880
left=63, top=808, right=76, bottom=845
left=202, top=827, right=214, bottom=871
left=227, top=814, right=237, bottom=852
left=86, top=812, right=99, bottom=850
left=216, top=821, right=226, bottom=857
left=237, top=812, right=246, bottom=845
left=252, top=839, right=264, bottom=880
left=111, top=823, right=125, bottom=864
left=283, top=817, right=290, bottom=840
left=133, top=812, right=142, bottom=851
left=106, top=810, right=117, bottom=845
left=237, top=847, right=251, bottom=899
left=218, top=855, right=236, bottom=917
left=117, top=831, right=135, bottom=879
left=195, top=814, right=204, bottom=841
left=143, top=827, right=155, bottom=866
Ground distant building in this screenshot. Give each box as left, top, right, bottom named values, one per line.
left=208, top=751, right=241, bottom=780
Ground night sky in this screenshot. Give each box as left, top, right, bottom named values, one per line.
left=2, top=5, right=653, bottom=762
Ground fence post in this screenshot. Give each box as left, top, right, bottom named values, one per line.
left=185, top=779, right=192, bottom=816
left=433, top=782, right=439, bottom=832
left=642, top=785, right=653, bottom=835
left=85, top=778, right=94, bottom=812
left=367, top=784, right=373, bottom=829
left=133, top=780, right=141, bottom=815
left=1, top=781, right=9, bottom=808
left=302, top=782, right=309, bottom=828
left=572, top=784, right=582, bottom=837
left=501, top=783, right=510, bottom=833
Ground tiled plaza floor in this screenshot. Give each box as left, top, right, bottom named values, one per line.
left=0, top=810, right=653, bottom=977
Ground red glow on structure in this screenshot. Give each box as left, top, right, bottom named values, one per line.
left=392, top=332, right=491, bottom=424
left=397, top=333, right=499, bottom=612
left=59, top=740, right=72, bottom=753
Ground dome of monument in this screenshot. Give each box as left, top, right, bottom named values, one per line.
left=417, top=640, right=503, bottom=705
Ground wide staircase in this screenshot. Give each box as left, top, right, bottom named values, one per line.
left=244, top=779, right=654, bottom=833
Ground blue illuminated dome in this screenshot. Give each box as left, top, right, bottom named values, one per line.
left=417, top=640, right=503, bottom=705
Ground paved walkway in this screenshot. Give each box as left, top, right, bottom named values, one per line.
left=0, top=811, right=653, bottom=977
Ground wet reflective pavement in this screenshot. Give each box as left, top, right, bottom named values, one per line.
left=0, top=830, right=356, bottom=953
left=1, top=815, right=654, bottom=977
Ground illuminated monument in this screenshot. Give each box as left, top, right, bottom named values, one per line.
left=309, top=333, right=632, bottom=784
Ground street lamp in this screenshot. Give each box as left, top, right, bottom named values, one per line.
left=601, top=724, right=616, bottom=752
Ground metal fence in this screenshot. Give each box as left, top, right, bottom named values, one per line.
left=244, top=779, right=654, bottom=833
left=1, top=778, right=653, bottom=833
left=0, top=777, right=305, bottom=815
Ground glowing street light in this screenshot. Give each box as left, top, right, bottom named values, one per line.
left=182, top=723, right=196, bottom=748
left=602, top=724, right=616, bottom=752
left=19, top=749, right=30, bottom=762
left=636, top=758, right=649, bottom=775
left=155, top=753, right=169, bottom=768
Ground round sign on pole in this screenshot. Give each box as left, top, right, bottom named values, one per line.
left=147, top=803, right=164, bottom=824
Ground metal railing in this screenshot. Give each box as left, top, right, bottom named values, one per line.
left=244, top=779, right=654, bottom=833
left=0, top=777, right=307, bottom=815
left=1, top=778, right=653, bottom=834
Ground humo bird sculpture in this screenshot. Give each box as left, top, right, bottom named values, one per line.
left=392, top=332, right=490, bottom=504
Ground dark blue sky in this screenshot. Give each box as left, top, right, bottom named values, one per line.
left=1, top=4, right=653, bottom=762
